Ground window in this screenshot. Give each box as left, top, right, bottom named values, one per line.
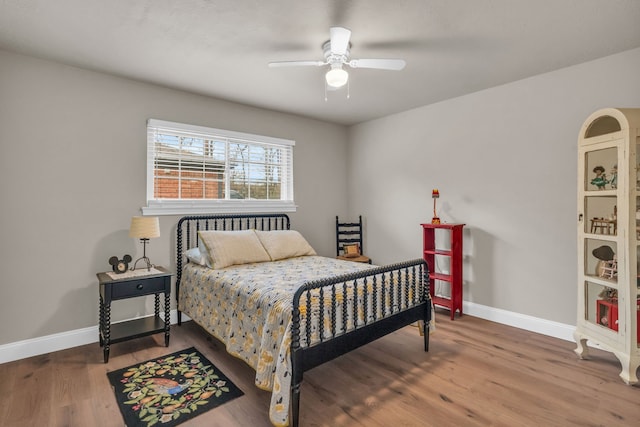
left=143, top=119, right=295, bottom=215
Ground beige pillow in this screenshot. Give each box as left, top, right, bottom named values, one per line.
left=255, top=230, right=317, bottom=261
left=197, top=230, right=270, bottom=269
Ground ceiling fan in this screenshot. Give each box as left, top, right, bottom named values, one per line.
left=268, top=27, right=406, bottom=89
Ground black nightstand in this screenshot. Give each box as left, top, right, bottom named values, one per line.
left=97, top=266, right=172, bottom=363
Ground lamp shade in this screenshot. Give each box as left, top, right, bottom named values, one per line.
left=129, top=216, right=160, bottom=239
left=325, top=67, right=349, bottom=88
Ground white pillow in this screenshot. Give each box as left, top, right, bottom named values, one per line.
left=198, top=229, right=271, bottom=269
left=197, top=235, right=213, bottom=267
left=184, top=247, right=208, bottom=267
left=255, top=230, right=317, bottom=261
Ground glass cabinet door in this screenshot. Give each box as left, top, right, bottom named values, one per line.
left=579, top=144, right=620, bottom=335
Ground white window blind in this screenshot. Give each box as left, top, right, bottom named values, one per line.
left=143, top=119, right=296, bottom=215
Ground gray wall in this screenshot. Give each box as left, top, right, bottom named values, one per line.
left=2, top=45, right=639, bottom=348
left=0, top=49, right=349, bottom=345
left=347, top=47, right=640, bottom=326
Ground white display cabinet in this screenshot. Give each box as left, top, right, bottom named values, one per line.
left=574, top=108, right=640, bottom=384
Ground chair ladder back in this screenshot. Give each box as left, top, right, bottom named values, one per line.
left=336, top=215, right=364, bottom=256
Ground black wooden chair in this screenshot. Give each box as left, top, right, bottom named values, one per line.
left=336, top=215, right=371, bottom=264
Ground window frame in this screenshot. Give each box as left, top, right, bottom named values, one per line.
left=142, top=119, right=296, bottom=216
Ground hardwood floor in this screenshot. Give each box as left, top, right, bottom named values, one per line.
left=1, top=310, right=639, bottom=426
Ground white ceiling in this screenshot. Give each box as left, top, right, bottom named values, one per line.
left=1, top=0, right=639, bottom=125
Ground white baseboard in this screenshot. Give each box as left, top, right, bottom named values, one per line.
left=0, top=305, right=573, bottom=365
left=463, top=301, right=576, bottom=342
left=0, top=310, right=191, bottom=365
left=0, top=324, right=98, bottom=365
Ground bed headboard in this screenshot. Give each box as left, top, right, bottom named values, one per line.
left=175, top=213, right=290, bottom=322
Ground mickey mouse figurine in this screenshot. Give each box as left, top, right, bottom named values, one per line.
left=109, top=254, right=132, bottom=274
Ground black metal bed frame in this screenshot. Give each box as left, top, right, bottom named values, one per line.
left=175, top=214, right=431, bottom=427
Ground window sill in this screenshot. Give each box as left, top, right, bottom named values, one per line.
left=141, top=200, right=297, bottom=216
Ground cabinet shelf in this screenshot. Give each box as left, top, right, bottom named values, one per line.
left=432, top=295, right=454, bottom=309
left=106, top=316, right=166, bottom=344
left=430, top=272, right=453, bottom=282
left=585, top=190, right=617, bottom=196
left=583, top=274, right=618, bottom=287
left=584, top=233, right=617, bottom=241
left=424, top=249, right=453, bottom=256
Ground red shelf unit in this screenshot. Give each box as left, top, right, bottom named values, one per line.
left=421, top=223, right=465, bottom=320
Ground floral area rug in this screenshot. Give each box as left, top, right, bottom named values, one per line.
left=107, top=347, right=243, bottom=427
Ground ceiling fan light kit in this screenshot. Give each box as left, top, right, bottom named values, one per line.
left=268, top=26, right=406, bottom=94
left=325, top=66, right=349, bottom=88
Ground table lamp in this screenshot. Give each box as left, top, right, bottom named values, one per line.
left=129, top=216, right=160, bottom=271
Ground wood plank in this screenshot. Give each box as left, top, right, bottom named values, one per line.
left=1, top=313, right=639, bottom=426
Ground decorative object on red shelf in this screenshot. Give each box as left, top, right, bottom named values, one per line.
left=596, top=298, right=640, bottom=341
left=431, top=189, right=440, bottom=224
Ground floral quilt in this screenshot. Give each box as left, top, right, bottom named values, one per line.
left=178, top=255, right=409, bottom=426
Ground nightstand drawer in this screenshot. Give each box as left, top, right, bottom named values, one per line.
left=111, top=276, right=168, bottom=299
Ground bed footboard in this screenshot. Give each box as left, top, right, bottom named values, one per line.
left=289, top=258, right=430, bottom=427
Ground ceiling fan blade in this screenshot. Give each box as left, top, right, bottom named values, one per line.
left=330, top=26, right=351, bottom=55
left=268, top=60, right=325, bottom=68
left=348, top=58, right=406, bottom=70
